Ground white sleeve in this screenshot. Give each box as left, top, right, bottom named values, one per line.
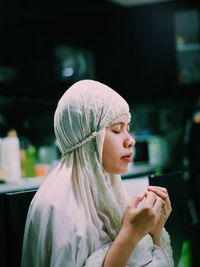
left=84, top=243, right=110, bottom=267
left=160, top=228, right=174, bottom=267
left=84, top=232, right=174, bottom=267
left=84, top=244, right=152, bottom=267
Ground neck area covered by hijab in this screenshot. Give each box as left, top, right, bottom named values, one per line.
left=54, top=79, right=131, bottom=240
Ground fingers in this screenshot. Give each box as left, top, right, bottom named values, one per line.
left=148, top=186, right=168, bottom=196
left=130, top=190, right=157, bottom=209
left=148, top=186, right=167, bottom=193
left=143, top=191, right=157, bottom=207
left=162, top=201, right=170, bottom=218
left=130, top=192, right=146, bottom=208
left=152, top=196, right=163, bottom=216
left=148, top=186, right=171, bottom=208
left=130, top=189, right=171, bottom=224
left=148, top=186, right=172, bottom=219
left=142, top=193, right=164, bottom=227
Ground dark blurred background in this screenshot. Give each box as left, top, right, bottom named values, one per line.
left=0, top=0, right=200, bottom=265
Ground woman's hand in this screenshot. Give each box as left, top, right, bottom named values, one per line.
left=120, top=191, right=163, bottom=245
left=103, top=191, right=162, bottom=267
left=147, top=186, right=172, bottom=245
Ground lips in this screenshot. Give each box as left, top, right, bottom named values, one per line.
left=121, top=152, right=133, bottom=162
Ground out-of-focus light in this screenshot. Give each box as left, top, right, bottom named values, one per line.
left=193, top=111, right=200, bottom=124
left=62, top=67, right=74, bottom=77
left=54, top=45, right=95, bottom=82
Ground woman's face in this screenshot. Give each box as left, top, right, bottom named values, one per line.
left=102, top=114, right=135, bottom=174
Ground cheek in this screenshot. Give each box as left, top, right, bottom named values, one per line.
left=103, top=134, right=118, bottom=157
left=102, top=135, right=120, bottom=172
left=102, top=137, right=112, bottom=163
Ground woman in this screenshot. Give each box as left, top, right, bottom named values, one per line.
left=21, top=79, right=174, bottom=267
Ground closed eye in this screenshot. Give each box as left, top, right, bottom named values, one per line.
left=109, top=121, right=131, bottom=134
left=112, top=130, right=121, bottom=134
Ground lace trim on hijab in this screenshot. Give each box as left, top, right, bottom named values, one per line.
left=62, top=131, right=97, bottom=156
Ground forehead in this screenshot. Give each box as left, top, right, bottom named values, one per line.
left=112, top=114, right=131, bottom=125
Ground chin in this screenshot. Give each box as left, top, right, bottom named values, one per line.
left=117, top=166, right=129, bottom=175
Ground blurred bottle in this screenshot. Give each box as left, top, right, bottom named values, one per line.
left=19, top=136, right=36, bottom=178
left=8, top=129, right=37, bottom=178
left=0, top=131, right=21, bottom=181
left=25, top=145, right=36, bottom=177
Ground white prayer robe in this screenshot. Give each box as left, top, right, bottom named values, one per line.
left=21, top=162, right=173, bottom=267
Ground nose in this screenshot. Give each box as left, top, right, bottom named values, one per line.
left=124, top=134, right=135, bottom=148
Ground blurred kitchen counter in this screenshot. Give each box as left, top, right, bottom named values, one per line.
left=0, top=177, right=44, bottom=193
left=0, top=163, right=156, bottom=193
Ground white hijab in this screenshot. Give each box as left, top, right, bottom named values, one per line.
left=54, top=79, right=131, bottom=240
